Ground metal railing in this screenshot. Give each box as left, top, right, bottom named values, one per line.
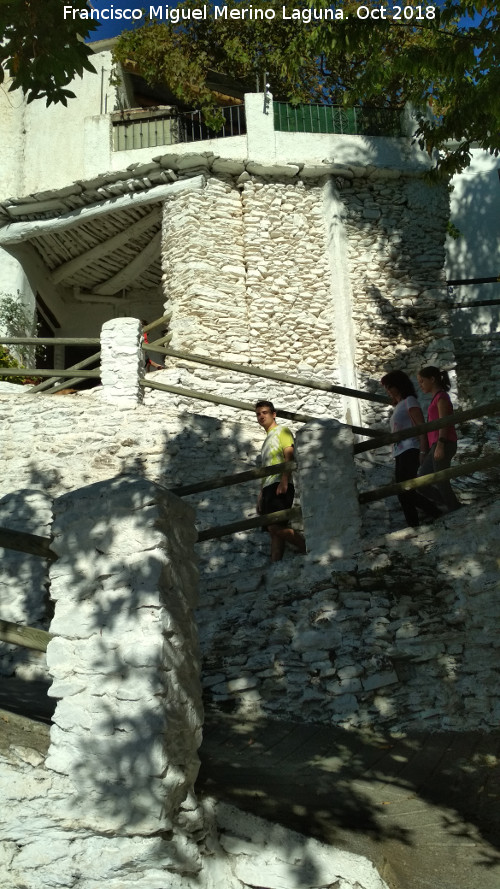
left=179, top=105, right=246, bottom=142
left=273, top=102, right=403, bottom=137
left=112, top=104, right=246, bottom=151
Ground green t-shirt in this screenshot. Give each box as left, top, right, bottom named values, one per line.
left=260, top=425, right=294, bottom=488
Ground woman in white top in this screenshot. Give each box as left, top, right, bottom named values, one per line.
left=381, top=370, right=441, bottom=527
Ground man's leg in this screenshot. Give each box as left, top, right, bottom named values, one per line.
left=268, top=524, right=306, bottom=561
left=268, top=526, right=286, bottom=562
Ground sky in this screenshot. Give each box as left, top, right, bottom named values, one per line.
left=86, top=2, right=148, bottom=40
left=86, top=1, right=489, bottom=42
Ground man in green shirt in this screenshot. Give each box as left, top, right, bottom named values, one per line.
left=255, top=400, right=306, bottom=562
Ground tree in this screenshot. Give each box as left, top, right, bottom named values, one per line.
left=113, top=0, right=499, bottom=175
left=310, top=0, right=500, bottom=176
left=0, top=0, right=97, bottom=105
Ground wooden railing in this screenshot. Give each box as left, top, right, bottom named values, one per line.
left=0, top=619, right=52, bottom=652
left=171, top=398, right=500, bottom=540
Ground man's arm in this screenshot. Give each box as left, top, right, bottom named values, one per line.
left=276, top=445, right=294, bottom=495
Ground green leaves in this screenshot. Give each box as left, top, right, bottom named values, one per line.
left=112, top=0, right=499, bottom=175
left=0, top=0, right=97, bottom=105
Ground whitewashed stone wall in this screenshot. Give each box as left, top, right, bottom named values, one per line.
left=46, top=476, right=203, bottom=838
left=0, top=756, right=390, bottom=889
left=198, top=495, right=500, bottom=732
left=0, top=378, right=498, bottom=734
left=339, top=176, right=453, bottom=405
left=162, top=175, right=345, bottom=424
left=160, top=169, right=453, bottom=432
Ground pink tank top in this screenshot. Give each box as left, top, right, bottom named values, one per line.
left=427, top=391, right=457, bottom=446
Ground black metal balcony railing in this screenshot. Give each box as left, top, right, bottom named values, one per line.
left=112, top=105, right=246, bottom=151
left=273, top=102, right=404, bottom=137
left=179, top=105, right=247, bottom=142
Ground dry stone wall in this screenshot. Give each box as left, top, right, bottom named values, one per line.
left=0, top=378, right=498, bottom=733
left=334, top=174, right=453, bottom=427
left=198, top=496, right=500, bottom=733
left=160, top=169, right=453, bottom=433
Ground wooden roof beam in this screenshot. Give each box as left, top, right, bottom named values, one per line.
left=51, top=208, right=161, bottom=285
left=0, top=177, right=204, bottom=246
left=93, top=231, right=162, bottom=296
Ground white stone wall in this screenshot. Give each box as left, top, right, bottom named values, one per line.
left=0, top=381, right=498, bottom=732
left=197, top=496, right=500, bottom=733
left=46, top=477, right=202, bottom=837
left=337, top=174, right=453, bottom=422
left=160, top=169, right=455, bottom=435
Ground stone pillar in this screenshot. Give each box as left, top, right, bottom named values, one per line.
left=295, top=420, right=361, bottom=562
left=45, top=477, right=203, bottom=838
left=100, top=317, right=143, bottom=405
left=244, top=92, right=276, bottom=162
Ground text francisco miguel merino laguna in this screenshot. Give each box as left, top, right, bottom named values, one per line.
left=63, top=5, right=347, bottom=23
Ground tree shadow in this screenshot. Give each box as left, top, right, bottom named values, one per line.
left=0, top=383, right=498, bottom=888
left=0, top=487, right=53, bottom=676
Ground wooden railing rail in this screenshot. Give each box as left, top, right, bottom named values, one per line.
left=0, top=527, right=58, bottom=560
left=197, top=507, right=301, bottom=542
left=196, top=452, right=499, bottom=541
left=33, top=351, right=102, bottom=394
left=0, top=337, right=99, bottom=346
left=0, top=368, right=100, bottom=379
left=170, top=460, right=295, bottom=498
left=141, top=343, right=389, bottom=405
left=359, top=453, right=500, bottom=505
left=353, top=399, right=500, bottom=455
left=142, top=313, right=171, bottom=336
left=0, top=619, right=53, bottom=652
left=141, top=377, right=383, bottom=438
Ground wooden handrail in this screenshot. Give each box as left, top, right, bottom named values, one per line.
left=142, top=313, right=171, bottom=335
left=141, top=377, right=382, bottom=437
left=145, top=344, right=389, bottom=405
left=0, top=337, right=99, bottom=346
left=0, top=368, right=100, bottom=379
left=197, top=507, right=302, bottom=542
left=33, top=350, right=101, bottom=394
left=353, top=399, right=500, bottom=455
left=0, top=619, right=53, bottom=653
left=170, top=460, right=296, bottom=498
left=359, top=453, right=500, bottom=504
left=0, top=527, right=58, bottom=560
left=195, top=453, right=499, bottom=542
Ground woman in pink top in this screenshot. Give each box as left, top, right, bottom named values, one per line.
left=417, top=366, right=461, bottom=512
left=381, top=369, right=440, bottom=527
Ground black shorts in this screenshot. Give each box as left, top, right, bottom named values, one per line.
left=261, top=482, right=295, bottom=528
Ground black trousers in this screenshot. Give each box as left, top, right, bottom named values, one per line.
left=395, top=449, right=441, bottom=527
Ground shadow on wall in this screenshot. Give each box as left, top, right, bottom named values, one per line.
left=447, top=160, right=500, bottom=302
left=0, top=401, right=498, bottom=886
left=0, top=487, right=53, bottom=676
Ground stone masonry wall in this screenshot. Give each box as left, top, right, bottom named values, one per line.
left=46, top=477, right=203, bottom=839
left=0, top=383, right=498, bottom=733
left=198, top=497, right=500, bottom=733
left=340, top=175, right=453, bottom=420
left=161, top=174, right=344, bottom=424
left=160, top=170, right=453, bottom=433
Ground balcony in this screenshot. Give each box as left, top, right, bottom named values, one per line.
left=112, top=105, right=247, bottom=151
left=273, top=102, right=404, bottom=137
